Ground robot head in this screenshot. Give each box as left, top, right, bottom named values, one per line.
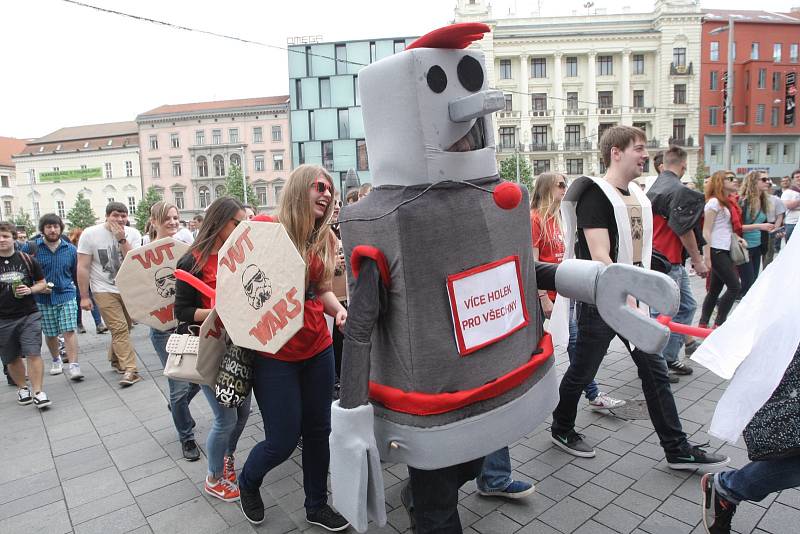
left=358, top=23, right=503, bottom=187
left=154, top=267, right=176, bottom=298
left=242, top=264, right=272, bottom=310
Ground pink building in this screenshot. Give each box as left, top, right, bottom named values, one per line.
left=136, top=96, right=291, bottom=215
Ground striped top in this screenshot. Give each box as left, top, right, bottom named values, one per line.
left=22, top=236, right=77, bottom=305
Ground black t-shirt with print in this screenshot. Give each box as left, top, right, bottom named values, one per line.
left=575, top=182, right=627, bottom=263
left=0, top=251, right=44, bottom=319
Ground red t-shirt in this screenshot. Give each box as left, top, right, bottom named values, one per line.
left=530, top=211, right=564, bottom=301
left=193, top=252, right=218, bottom=310
left=652, top=215, right=684, bottom=264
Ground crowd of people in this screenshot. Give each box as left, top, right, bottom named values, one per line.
left=1, top=135, right=798, bottom=533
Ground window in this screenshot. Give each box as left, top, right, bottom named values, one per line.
left=746, top=70, right=751, bottom=90
left=1, top=175, right=8, bottom=188
left=338, top=109, right=350, bottom=138
left=633, top=122, right=647, bottom=135
left=567, top=92, right=578, bottom=110
left=151, top=161, right=160, bottom=178
left=531, top=126, right=547, bottom=147
left=731, top=143, right=741, bottom=164
left=709, top=107, right=719, bottom=126
left=170, top=133, right=180, bottom=149
left=598, top=123, right=614, bottom=140
left=566, top=158, right=584, bottom=174
left=149, top=135, right=158, bottom=150
left=566, top=56, right=578, bottom=77
left=4, top=200, right=13, bottom=217
left=172, top=161, right=182, bottom=176
left=335, top=44, right=347, bottom=75
left=533, top=160, right=550, bottom=175
left=256, top=186, right=267, bottom=206
left=772, top=106, right=780, bottom=127
left=503, top=93, right=512, bottom=111
left=32, top=201, right=40, bottom=220
left=633, top=90, right=644, bottom=108
left=108, top=198, right=115, bottom=205
left=197, top=156, right=208, bottom=177
left=230, top=153, right=240, bottom=169
left=354, top=76, right=360, bottom=105
left=792, top=44, right=799, bottom=63
left=632, top=54, right=645, bottom=75
left=565, top=125, right=581, bottom=146
left=125, top=161, right=133, bottom=177
left=298, top=142, right=305, bottom=164
left=229, top=128, right=239, bottom=144
left=784, top=143, right=796, bottom=163
left=174, top=191, right=184, bottom=210
left=597, top=55, right=613, bottom=76
left=393, top=40, right=404, bottom=54
left=215, top=185, right=226, bottom=198
left=357, top=139, right=368, bottom=171
left=499, top=127, right=515, bottom=148
left=253, top=127, right=263, bottom=143
left=531, top=57, right=546, bottom=78
left=673, top=47, right=686, bottom=67
left=254, top=155, right=265, bottom=172
left=274, top=184, right=284, bottom=204
left=213, top=155, right=225, bottom=176
left=710, top=71, right=718, bottom=91
left=369, top=41, right=376, bottom=63
left=196, top=130, right=205, bottom=145
left=751, top=42, right=763, bottom=60
left=773, top=72, right=782, bottom=91
left=272, top=126, right=283, bottom=142
left=746, top=143, right=758, bottom=164
left=710, top=42, right=720, bottom=61
left=758, top=68, right=767, bottom=89
left=56, top=200, right=65, bottom=218
left=499, top=59, right=512, bottom=79
left=320, top=77, right=331, bottom=107
left=774, top=43, right=782, bottom=62
left=295, top=79, right=303, bottom=109
left=672, top=119, right=686, bottom=142
left=273, top=153, right=284, bottom=171
left=766, top=143, right=779, bottom=163
left=531, top=93, right=547, bottom=111
left=322, top=141, right=334, bottom=171
left=304, top=46, right=312, bottom=76
left=673, top=84, right=686, bottom=104
left=212, top=129, right=222, bottom=145
left=756, top=104, right=765, bottom=124
left=199, top=186, right=211, bottom=209
left=104, top=162, right=112, bottom=179
left=52, top=167, right=59, bottom=172
left=709, top=144, right=722, bottom=164
left=598, top=91, right=613, bottom=109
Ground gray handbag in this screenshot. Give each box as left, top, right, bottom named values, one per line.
left=164, top=326, right=205, bottom=384
left=729, top=234, right=749, bottom=266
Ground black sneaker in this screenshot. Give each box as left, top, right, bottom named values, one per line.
left=182, top=439, right=200, bottom=462
left=669, top=374, right=680, bottom=384
left=667, top=443, right=730, bottom=471
left=306, top=504, right=349, bottom=532
left=550, top=430, right=596, bottom=458
left=400, top=482, right=416, bottom=533
left=239, top=485, right=265, bottom=525
left=668, top=360, right=694, bottom=375
left=17, top=387, right=33, bottom=405
left=701, top=473, right=736, bottom=533
left=684, top=340, right=701, bottom=356
left=296, top=437, right=303, bottom=451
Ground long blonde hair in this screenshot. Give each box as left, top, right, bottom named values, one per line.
left=148, top=200, right=178, bottom=241
left=739, top=171, right=769, bottom=221
left=530, top=172, right=565, bottom=248
left=277, top=165, right=337, bottom=285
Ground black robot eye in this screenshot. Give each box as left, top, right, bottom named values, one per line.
left=426, top=65, right=447, bottom=93
left=457, top=55, right=483, bottom=92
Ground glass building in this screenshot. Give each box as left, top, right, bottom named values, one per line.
left=288, top=36, right=417, bottom=193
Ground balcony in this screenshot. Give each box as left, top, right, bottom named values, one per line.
left=670, top=62, right=694, bottom=76
left=528, top=142, right=559, bottom=152
left=668, top=136, right=695, bottom=147
left=647, top=139, right=661, bottom=148
left=496, top=110, right=521, bottom=120
left=564, top=141, right=594, bottom=151
left=598, top=107, right=621, bottom=116
left=496, top=143, right=525, bottom=153
left=564, top=108, right=588, bottom=116
left=529, top=109, right=554, bottom=118
left=632, top=107, right=656, bottom=115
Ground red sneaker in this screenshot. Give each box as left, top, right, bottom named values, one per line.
left=204, top=477, right=240, bottom=502
left=223, top=455, right=237, bottom=483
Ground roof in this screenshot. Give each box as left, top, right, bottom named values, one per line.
left=14, top=121, right=139, bottom=158
left=33, top=121, right=139, bottom=144
left=702, top=10, right=800, bottom=24
left=138, top=96, right=290, bottom=119
left=0, top=137, right=28, bottom=167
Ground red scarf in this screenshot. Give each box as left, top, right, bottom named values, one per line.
left=728, top=194, right=743, bottom=237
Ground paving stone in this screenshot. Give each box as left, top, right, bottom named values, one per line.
left=109, top=435, right=168, bottom=471
left=571, top=447, right=620, bottom=475
left=128, top=466, right=187, bottom=497
left=0, top=468, right=60, bottom=505
left=50, top=430, right=102, bottom=457
left=472, top=510, right=521, bottom=534
left=121, top=456, right=177, bottom=483
left=516, top=519, right=562, bottom=533
left=552, top=463, right=595, bottom=487
left=757, top=502, right=800, bottom=533
left=63, top=466, right=128, bottom=508
left=630, top=468, right=686, bottom=501
left=614, top=488, right=662, bottom=517
left=775, top=488, right=800, bottom=510
left=73, top=503, right=147, bottom=534
left=69, top=489, right=136, bottom=525
left=609, top=452, right=659, bottom=480
left=657, top=495, right=700, bottom=527
left=591, top=468, right=636, bottom=494
left=55, top=443, right=114, bottom=481
left=0, top=486, right=62, bottom=521
left=135, top=478, right=201, bottom=516
left=0, top=499, right=71, bottom=533
left=574, top=519, right=620, bottom=534
left=638, top=511, right=694, bottom=533
left=538, top=496, right=597, bottom=534
left=498, top=493, right=556, bottom=525
left=0, top=446, right=56, bottom=484
left=571, top=483, right=617, bottom=510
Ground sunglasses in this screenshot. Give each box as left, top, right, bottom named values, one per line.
left=725, top=175, right=737, bottom=181
left=556, top=182, right=567, bottom=189
left=311, top=178, right=333, bottom=195
left=760, top=177, right=771, bottom=183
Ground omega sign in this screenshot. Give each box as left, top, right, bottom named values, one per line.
left=287, top=35, right=323, bottom=45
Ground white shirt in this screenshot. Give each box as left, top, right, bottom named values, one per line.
left=768, top=194, right=786, bottom=223
left=174, top=227, right=194, bottom=244
left=77, top=223, right=142, bottom=293
left=705, top=198, right=732, bottom=251
left=782, top=189, right=800, bottom=225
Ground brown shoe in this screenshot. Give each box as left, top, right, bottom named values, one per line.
left=110, top=361, right=126, bottom=374
left=119, top=372, right=142, bottom=387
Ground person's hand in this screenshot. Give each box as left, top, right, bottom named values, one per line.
left=692, top=257, right=709, bottom=279
left=105, top=221, right=126, bottom=241
left=80, top=297, right=93, bottom=311
left=41, top=285, right=53, bottom=294
left=737, top=236, right=748, bottom=248
left=705, top=258, right=712, bottom=273
left=335, top=308, right=348, bottom=329
left=539, top=295, right=553, bottom=319
left=759, top=223, right=775, bottom=232
left=14, top=284, right=32, bottom=297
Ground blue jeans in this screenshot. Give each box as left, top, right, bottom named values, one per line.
left=75, top=288, right=102, bottom=327
left=476, top=447, right=513, bottom=491
left=568, top=300, right=600, bottom=400
left=200, top=384, right=251, bottom=478
left=239, top=346, right=335, bottom=512
left=786, top=223, right=796, bottom=243
left=738, top=246, right=763, bottom=298
left=716, top=456, right=800, bottom=504
left=408, top=458, right=484, bottom=534
left=552, top=303, right=688, bottom=455
left=150, top=328, right=200, bottom=443
left=649, top=264, right=696, bottom=364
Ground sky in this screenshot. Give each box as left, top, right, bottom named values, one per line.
left=1, top=0, right=796, bottom=139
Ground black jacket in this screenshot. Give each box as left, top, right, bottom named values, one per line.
left=647, top=171, right=706, bottom=259
left=174, top=253, right=206, bottom=334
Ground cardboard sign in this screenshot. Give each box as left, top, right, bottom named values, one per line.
left=195, top=309, right=228, bottom=385
left=215, top=221, right=306, bottom=353
left=446, top=256, right=529, bottom=355
left=117, top=238, right=190, bottom=331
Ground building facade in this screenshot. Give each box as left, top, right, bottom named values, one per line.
left=12, top=123, right=141, bottom=224
left=288, top=35, right=417, bottom=193
left=136, top=97, right=290, bottom=215
left=455, top=0, right=703, bottom=177
left=700, top=9, right=800, bottom=178
left=0, top=136, right=28, bottom=220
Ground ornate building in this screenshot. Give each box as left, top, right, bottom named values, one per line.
left=0, top=136, right=27, bottom=220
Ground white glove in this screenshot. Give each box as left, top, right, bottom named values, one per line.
left=330, top=401, right=387, bottom=533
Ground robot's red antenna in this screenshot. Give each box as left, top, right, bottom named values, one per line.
left=406, top=23, right=491, bottom=50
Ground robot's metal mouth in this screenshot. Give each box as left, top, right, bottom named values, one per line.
left=446, top=117, right=486, bottom=152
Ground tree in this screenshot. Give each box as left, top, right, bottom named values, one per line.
left=12, top=208, right=35, bottom=236
left=65, top=193, right=98, bottom=230
left=224, top=164, right=256, bottom=205
left=135, top=186, right=163, bottom=233
left=499, top=154, right=534, bottom=193
left=694, top=153, right=709, bottom=191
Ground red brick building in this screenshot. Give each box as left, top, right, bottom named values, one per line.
left=700, top=9, right=800, bottom=177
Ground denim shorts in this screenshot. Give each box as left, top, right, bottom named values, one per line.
left=0, top=312, right=43, bottom=364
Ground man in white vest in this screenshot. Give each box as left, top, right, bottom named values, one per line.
left=549, top=126, right=729, bottom=471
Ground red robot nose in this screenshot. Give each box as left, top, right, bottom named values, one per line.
left=493, top=182, right=522, bottom=210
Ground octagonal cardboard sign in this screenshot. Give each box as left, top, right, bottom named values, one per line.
left=215, top=221, right=306, bottom=353
left=117, top=237, right=190, bottom=331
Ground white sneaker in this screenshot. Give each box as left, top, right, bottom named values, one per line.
left=68, top=363, right=84, bottom=381
left=50, top=358, right=63, bottom=375
left=589, top=392, right=626, bottom=411
left=33, top=391, right=51, bottom=409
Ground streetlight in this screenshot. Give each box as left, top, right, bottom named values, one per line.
left=709, top=16, right=735, bottom=170
left=240, top=146, right=248, bottom=205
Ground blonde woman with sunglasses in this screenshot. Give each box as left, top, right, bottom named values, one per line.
left=737, top=171, right=775, bottom=297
